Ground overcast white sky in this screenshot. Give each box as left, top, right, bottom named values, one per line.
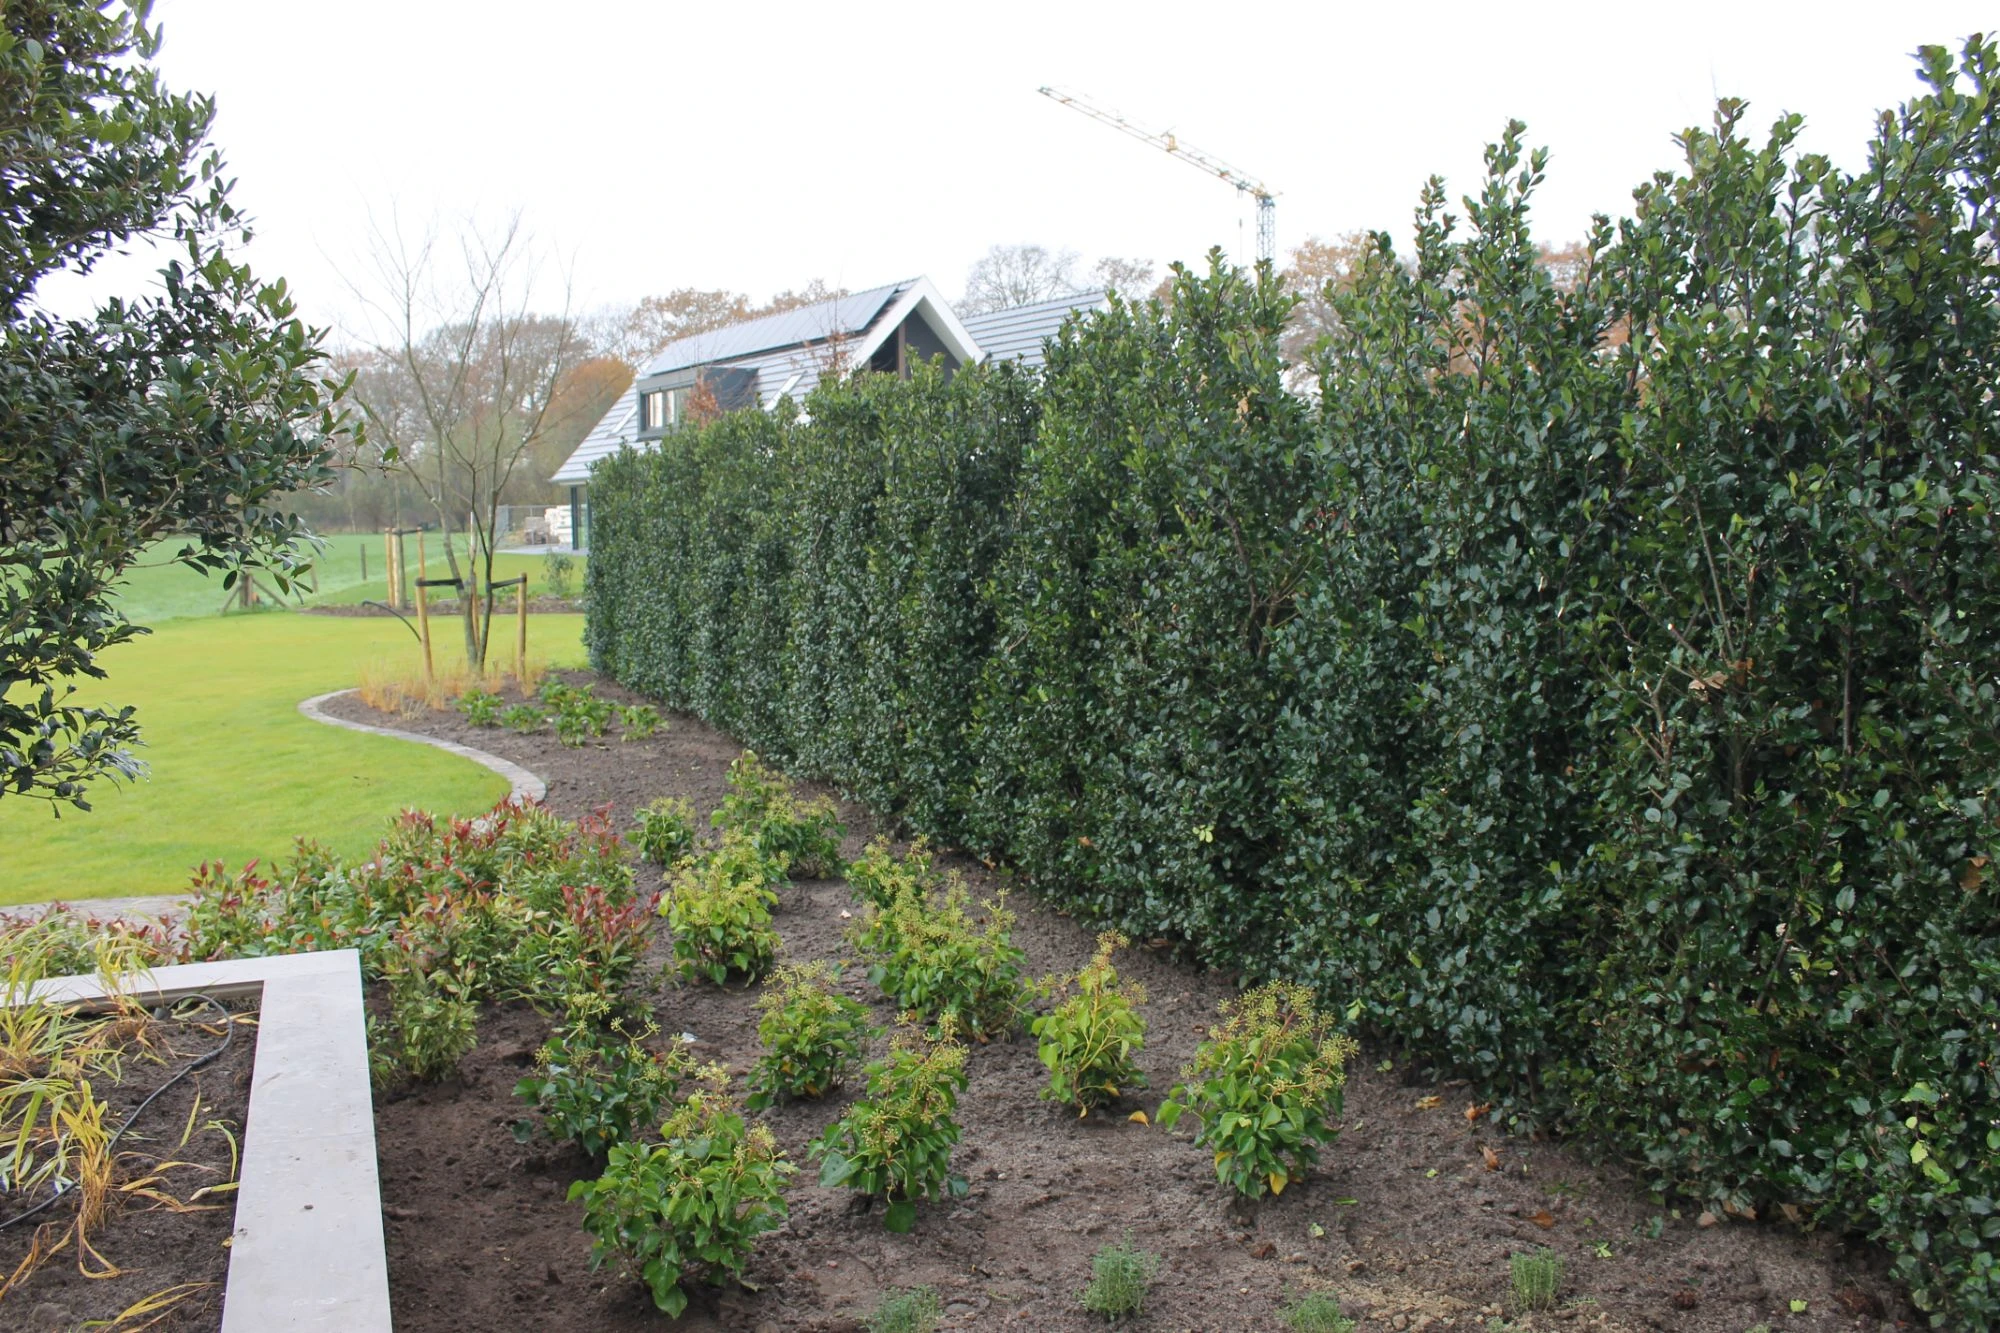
left=42, top=1, right=1996, bottom=340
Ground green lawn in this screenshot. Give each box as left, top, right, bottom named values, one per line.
left=109, top=533, right=583, bottom=626
left=0, top=613, right=588, bottom=906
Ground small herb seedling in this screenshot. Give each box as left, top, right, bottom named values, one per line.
left=1080, top=1232, right=1159, bottom=1319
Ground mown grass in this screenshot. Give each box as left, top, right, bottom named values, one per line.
left=108, top=533, right=583, bottom=626
left=0, top=613, right=588, bottom=905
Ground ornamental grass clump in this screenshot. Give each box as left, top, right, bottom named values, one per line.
left=1511, top=1247, right=1565, bottom=1312
left=866, top=1285, right=942, bottom=1333
left=1282, top=1292, right=1356, bottom=1333
left=1032, top=931, right=1148, bottom=1114
left=1156, top=981, right=1357, bottom=1198
left=852, top=875, right=1025, bottom=1039
left=660, top=832, right=783, bottom=984
left=714, top=751, right=846, bottom=878
left=1080, top=1232, right=1160, bottom=1320
left=810, top=1022, right=969, bottom=1233
left=570, top=1064, right=793, bottom=1317
left=746, top=962, right=877, bottom=1108
left=632, top=795, right=701, bottom=866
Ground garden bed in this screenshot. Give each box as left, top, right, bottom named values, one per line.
left=0, top=1000, right=254, bottom=1332
left=329, top=675, right=1910, bottom=1332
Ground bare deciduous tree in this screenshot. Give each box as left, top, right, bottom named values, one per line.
left=1087, top=255, right=1155, bottom=297
left=961, top=243, right=1082, bottom=314
left=962, top=244, right=1154, bottom=314
left=346, top=211, right=589, bottom=671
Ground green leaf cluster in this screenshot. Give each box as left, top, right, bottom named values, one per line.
left=631, top=795, right=701, bottom=866
left=1031, top=931, right=1148, bottom=1113
left=660, top=831, right=782, bottom=984
left=514, top=1008, right=694, bottom=1159
left=455, top=688, right=504, bottom=727
left=179, top=799, right=650, bottom=1078
left=746, top=961, right=877, bottom=1107
left=851, top=869, right=1024, bottom=1039
left=1156, top=982, right=1356, bottom=1198
left=714, top=751, right=845, bottom=878
left=810, top=1023, right=970, bottom=1233
left=569, top=1065, right=793, bottom=1316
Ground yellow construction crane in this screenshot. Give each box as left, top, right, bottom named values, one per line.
left=1038, top=85, right=1278, bottom=265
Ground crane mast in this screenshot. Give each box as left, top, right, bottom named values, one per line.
left=1038, top=85, right=1277, bottom=264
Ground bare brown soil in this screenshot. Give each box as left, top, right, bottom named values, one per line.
left=337, top=676, right=1912, bottom=1333
left=0, top=1004, right=255, bottom=1333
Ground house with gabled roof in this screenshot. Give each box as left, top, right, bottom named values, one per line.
left=549, top=277, right=1103, bottom=548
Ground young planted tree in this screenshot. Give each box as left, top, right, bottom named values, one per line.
left=0, top=0, right=353, bottom=809
left=346, top=213, right=590, bottom=670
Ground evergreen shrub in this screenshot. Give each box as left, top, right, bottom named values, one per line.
left=581, top=44, right=2000, bottom=1323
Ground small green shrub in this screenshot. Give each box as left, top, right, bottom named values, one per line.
left=660, top=833, right=782, bottom=984
left=811, top=1023, right=969, bottom=1232
left=844, top=836, right=940, bottom=911
left=1511, top=1247, right=1564, bottom=1312
left=747, top=961, right=876, bottom=1108
left=500, top=703, right=545, bottom=733
left=543, top=549, right=575, bottom=600
left=380, top=961, right=479, bottom=1080
left=569, top=1065, right=792, bottom=1317
left=514, top=1005, right=695, bottom=1159
left=866, top=1286, right=942, bottom=1333
left=553, top=687, right=615, bottom=746
left=632, top=796, right=701, bottom=865
left=1080, top=1232, right=1159, bottom=1320
left=617, top=702, right=664, bottom=740
left=714, top=751, right=845, bottom=878
left=853, top=875, right=1024, bottom=1038
left=1282, top=1292, right=1355, bottom=1333
left=455, top=687, right=504, bottom=726
left=1032, top=931, right=1148, bottom=1113
left=539, top=676, right=577, bottom=707
left=1156, top=981, right=1357, bottom=1198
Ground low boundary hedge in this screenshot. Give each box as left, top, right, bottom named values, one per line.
left=587, top=43, right=2000, bottom=1322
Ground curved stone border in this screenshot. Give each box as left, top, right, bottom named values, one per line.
left=298, top=688, right=547, bottom=802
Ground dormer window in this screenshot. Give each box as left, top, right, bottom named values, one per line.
left=640, top=389, right=673, bottom=431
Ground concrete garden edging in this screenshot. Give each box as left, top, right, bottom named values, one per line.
left=28, top=950, right=390, bottom=1331
left=297, top=688, right=547, bottom=802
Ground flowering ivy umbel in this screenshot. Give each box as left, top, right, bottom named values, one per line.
left=1156, top=981, right=1357, bottom=1198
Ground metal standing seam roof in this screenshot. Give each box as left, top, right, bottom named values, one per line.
left=958, top=290, right=1107, bottom=370
left=637, top=282, right=909, bottom=377
left=550, top=284, right=1108, bottom=486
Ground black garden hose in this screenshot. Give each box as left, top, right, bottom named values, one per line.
left=0, top=993, right=237, bottom=1232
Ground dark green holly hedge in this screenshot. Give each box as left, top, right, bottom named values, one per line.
left=587, top=42, right=1999, bottom=1322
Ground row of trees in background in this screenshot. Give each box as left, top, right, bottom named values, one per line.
left=584, top=43, right=2000, bottom=1324
left=306, top=222, right=1465, bottom=662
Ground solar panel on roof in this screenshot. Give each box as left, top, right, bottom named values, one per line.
left=641, top=283, right=907, bottom=376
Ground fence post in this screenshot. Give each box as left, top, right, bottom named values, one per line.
left=516, top=577, right=528, bottom=687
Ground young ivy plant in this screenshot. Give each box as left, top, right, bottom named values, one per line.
left=809, top=1020, right=970, bottom=1233
left=1155, top=981, right=1358, bottom=1199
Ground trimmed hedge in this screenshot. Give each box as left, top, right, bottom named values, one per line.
left=586, top=42, right=2000, bottom=1323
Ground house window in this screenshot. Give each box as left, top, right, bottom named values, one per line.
left=640, top=387, right=691, bottom=432
left=640, top=389, right=670, bottom=431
